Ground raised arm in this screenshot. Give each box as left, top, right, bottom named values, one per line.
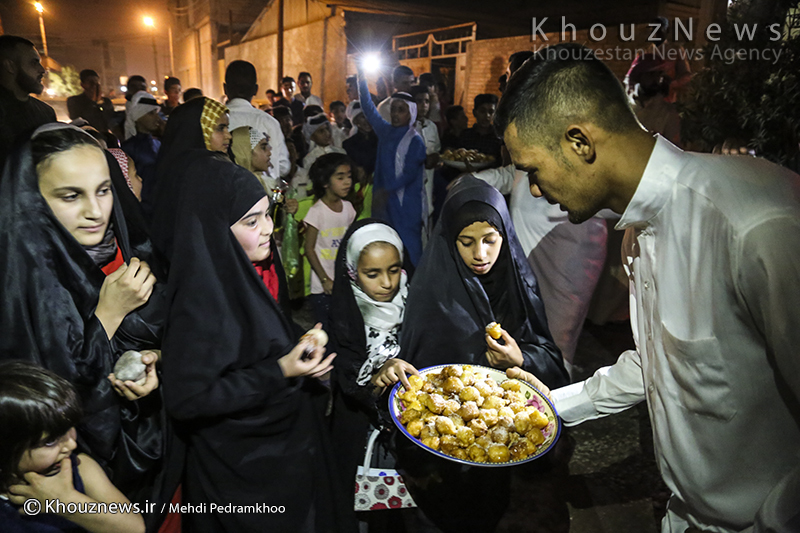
left=380, top=137, right=427, bottom=192
left=357, top=68, right=393, bottom=138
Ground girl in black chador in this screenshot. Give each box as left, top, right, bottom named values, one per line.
left=0, top=124, right=175, bottom=526
left=329, top=219, right=414, bottom=532
left=159, top=153, right=342, bottom=532
left=392, top=176, right=569, bottom=532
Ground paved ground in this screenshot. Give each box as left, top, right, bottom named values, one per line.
left=294, top=301, right=668, bottom=532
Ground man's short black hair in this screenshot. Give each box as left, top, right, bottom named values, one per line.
left=281, top=76, right=295, bottom=85
left=79, top=69, right=99, bottom=83
left=127, top=75, right=146, bottom=90
left=183, top=87, right=203, bottom=101
left=303, top=105, right=324, bottom=118
left=272, top=105, right=291, bottom=121
left=164, top=76, right=181, bottom=91
left=409, top=85, right=428, bottom=99
left=346, top=75, right=357, bottom=86
left=298, top=71, right=312, bottom=80
left=225, top=60, right=258, bottom=99
left=393, top=65, right=414, bottom=83
left=329, top=100, right=345, bottom=112
left=418, top=73, right=435, bottom=90
left=445, top=105, right=465, bottom=123
left=474, top=93, right=498, bottom=110
left=508, top=51, right=534, bottom=77
left=266, top=89, right=277, bottom=95
left=495, top=43, right=639, bottom=149
left=0, top=35, right=36, bottom=61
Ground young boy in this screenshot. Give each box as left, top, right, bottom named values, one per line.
left=440, top=105, right=469, bottom=149
left=460, top=93, right=503, bottom=167
left=329, top=100, right=349, bottom=147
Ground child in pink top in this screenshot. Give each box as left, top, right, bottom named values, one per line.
left=303, top=153, right=356, bottom=328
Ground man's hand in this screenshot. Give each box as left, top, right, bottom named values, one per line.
left=506, top=367, right=552, bottom=400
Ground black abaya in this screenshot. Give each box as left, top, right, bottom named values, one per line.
left=0, top=133, right=175, bottom=522
left=395, top=176, right=568, bottom=533
left=160, top=155, right=340, bottom=533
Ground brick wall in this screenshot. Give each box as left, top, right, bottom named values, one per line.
left=462, top=24, right=700, bottom=125
left=225, top=14, right=348, bottom=109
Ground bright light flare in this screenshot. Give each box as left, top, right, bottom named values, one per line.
left=34, top=2, right=44, bottom=13
left=46, top=88, right=55, bottom=96
left=362, top=53, right=381, bottom=74
left=143, top=16, right=154, bottom=28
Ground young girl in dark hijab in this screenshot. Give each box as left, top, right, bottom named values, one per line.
left=147, top=96, right=230, bottom=239
left=329, top=219, right=413, bottom=532
left=0, top=124, right=173, bottom=519
left=160, top=154, right=341, bottom=533
left=392, top=176, right=568, bottom=532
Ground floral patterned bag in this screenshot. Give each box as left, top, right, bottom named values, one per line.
left=354, top=429, right=417, bottom=511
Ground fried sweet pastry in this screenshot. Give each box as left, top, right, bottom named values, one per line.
left=488, top=444, right=510, bottom=463
left=396, top=366, right=552, bottom=463
left=443, top=376, right=465, bottom=395
left=457, top=401, right=480, bottom=422
left=442, top=399, right=461, bottom=416
left=436, top=415, right=458, bottom=436
left=485, top=322, right=502, bottom=340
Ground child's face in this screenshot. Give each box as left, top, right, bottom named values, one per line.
left=331, top=106, right=346, bottom=125
left=278, top=115, right=293, bottom=138
left=310, top=122, right=332, bottom=147
left=390, top=100, right=411, bottom=128
left=452, top=110, right=469, bottom=131
left=281, top=80, right=296, bottom=99
left=357, top=242, right=402, bottom=302
left=414, top=92, right=430, bottom=120
left=456, top=221, right=503, bottom=275
left=18, top=428, right=77, bottom=477
left=353, top=113, right=372, bottom=133
left=251, top=138, right=273, bottom=172
left=230, top=196, right=274, bottom=262
left=209, top=114, right=232, bottom=153
left=326, top=164, right=352, bottom=199
left=38, top=145, right=114, bottom=247
left=473, top=103, right=496, bottom=129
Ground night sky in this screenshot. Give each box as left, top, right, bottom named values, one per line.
left=1, top=0, right=171, bottom=87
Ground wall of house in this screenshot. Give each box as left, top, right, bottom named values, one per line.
left=225, top=12, right=348, bottom=108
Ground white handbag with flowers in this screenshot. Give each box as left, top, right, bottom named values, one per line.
left=354, top=429, right=417, bottom=511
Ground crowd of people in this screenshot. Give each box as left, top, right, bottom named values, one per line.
left=0, top=29, right=798, bottom=533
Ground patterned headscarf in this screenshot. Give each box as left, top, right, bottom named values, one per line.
left=199, top=98, right=229, bottom=151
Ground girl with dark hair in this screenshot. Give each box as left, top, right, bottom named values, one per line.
left=0, top=361, right=144, bottom=533
left=0, top=124, right=175, bottom=526
left=329, top=219, right=413, bottom=532
left=160, top=154, right=341, bottom=533
left=392, top=176, right=568, bottom=532
left=303, top=152, right=356, bottom=328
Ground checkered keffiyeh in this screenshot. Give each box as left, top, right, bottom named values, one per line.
left=200, top=99, right=229, bottom=150
left=108, top=148, right=132, bottom=191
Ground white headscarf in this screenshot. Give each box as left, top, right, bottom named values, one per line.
left=392, top=92, right=419, bottom=206
left=345, top=101, right=363, bottom=138
left=124, top=91, right=160, bottom=139
left=346, top=223, right=409, bottom=386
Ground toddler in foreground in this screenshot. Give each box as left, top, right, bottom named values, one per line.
left=0, top=361, right=144, bottom=533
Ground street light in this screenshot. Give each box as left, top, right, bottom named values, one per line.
left=143, top=16, right=159, bottom=89
left=34, top=2, right=48, bottom=57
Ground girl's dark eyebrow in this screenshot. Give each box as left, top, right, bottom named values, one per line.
left=241, top=210, right=263, bottom=220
